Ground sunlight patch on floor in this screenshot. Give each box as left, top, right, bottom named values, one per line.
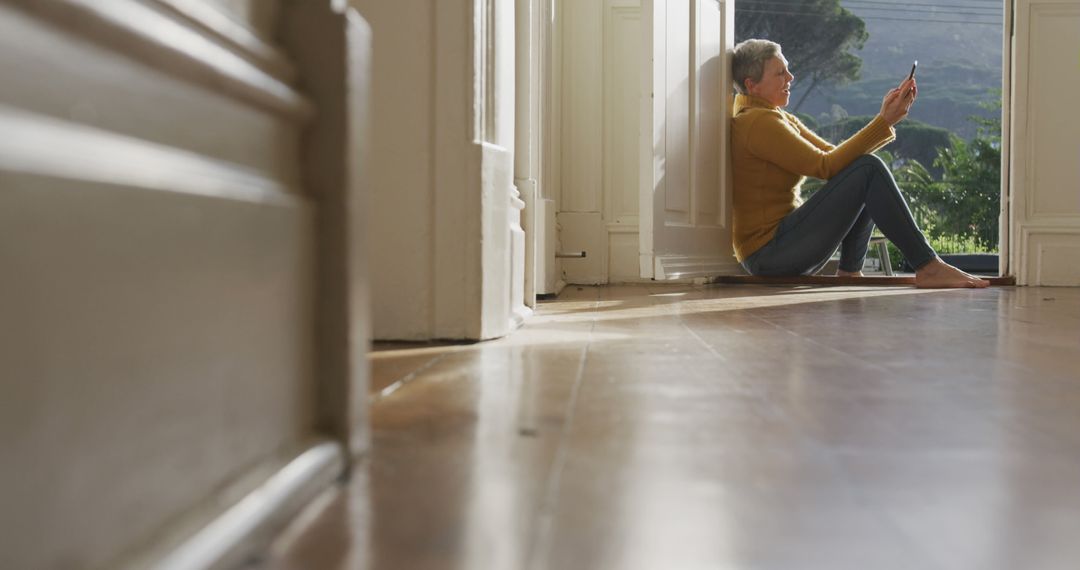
left=530, top=286, right=945, bottom=325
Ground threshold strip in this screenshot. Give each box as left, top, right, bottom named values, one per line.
left=709, top=275, right=1015, bottom=287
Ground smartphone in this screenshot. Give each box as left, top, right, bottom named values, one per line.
left=907, top=60, right=918, bottom=81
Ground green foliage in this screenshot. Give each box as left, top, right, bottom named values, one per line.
left=735, top=0, right=868, bottom=111
left=893, top=97, right=1002, bottom=253
left=884, top=234, right=990, bottom=272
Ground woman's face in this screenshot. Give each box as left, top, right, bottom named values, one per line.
left=748, top=56, right=794, bottom=107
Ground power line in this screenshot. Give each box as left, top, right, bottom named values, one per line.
left=845, top=0, right=1002, bottom=8
left=744, top=0, right=1004, bottom=4
left=735, top=6, right=1001, bottom=19
left=845, top=0, right=1004, bottom=4
left=752, top=0, right=1002, bottom=8
left=852, top=0, right=1003, bottom=4
left=735, top=7, right=1003, bottom=25
left=843, top=5, right=1002, bottom=16
left=746, top=0, right=1002, bottom=17
left=842, top=0, right=1002, bottom=4
left=850, top=15, right=1001, bottom=25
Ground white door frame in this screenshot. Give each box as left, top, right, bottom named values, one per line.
left=533, top=0, right=1033, bottom=286
left=530, top=0, right=565, bottom=295
left=516, top=0, right=541, bottom=307
left=999, top=0, right=1013, bottom=278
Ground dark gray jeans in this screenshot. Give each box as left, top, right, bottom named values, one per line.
left=741, top=155, right=936, bottom=276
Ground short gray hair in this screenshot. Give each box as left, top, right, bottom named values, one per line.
left=731, top=39, right=782, bottom=95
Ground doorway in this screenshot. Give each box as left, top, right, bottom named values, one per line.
left=733, top=0, right=1010, bottom=277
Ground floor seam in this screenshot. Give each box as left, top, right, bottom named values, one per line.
left=751, top=312, right=895, bottom=375
left=677, top=309, right=726, bottom=360
left=525, top=294, right=598, bottom=570
left=368, top=353, right=452, bottom=404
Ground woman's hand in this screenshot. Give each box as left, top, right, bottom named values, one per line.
left=878, top=78, right=917, bottom=126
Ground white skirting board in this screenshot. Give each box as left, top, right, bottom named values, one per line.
left=650, top=254, right=744, bottom=280
left=123, top=441, right=346, bottom=570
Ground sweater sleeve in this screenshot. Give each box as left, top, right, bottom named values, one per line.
left=788, top=113, right=835, bottom=152
left=746, top=111, right=896, bottom=180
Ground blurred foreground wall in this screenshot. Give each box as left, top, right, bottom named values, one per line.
left=0, top=1, right=368, bottom=567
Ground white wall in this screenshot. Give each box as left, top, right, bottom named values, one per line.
left=0, top=1, right=365, bottom=567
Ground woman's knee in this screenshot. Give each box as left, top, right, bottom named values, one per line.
left=853, top=154, right=900, bottom=195
left=851, top=154, right=888, bottom=172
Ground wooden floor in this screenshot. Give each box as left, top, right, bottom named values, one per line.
left=254, top=284, right=1080, bottom=570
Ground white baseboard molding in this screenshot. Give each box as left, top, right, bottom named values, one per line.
left=129, top=440, right=346, bottom=570
left=1018, top=225, right=1080, bottom=286
left=653, top=254, right=743, bottom=280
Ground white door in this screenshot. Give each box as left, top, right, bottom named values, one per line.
left=1008, top=0, right=1080, bottom=286
left=555, top=0, right=645, bottom=285
left=639, top=0, right=740, bottom=279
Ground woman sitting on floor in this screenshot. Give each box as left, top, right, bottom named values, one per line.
left=730, top=39, right=989, bottom=288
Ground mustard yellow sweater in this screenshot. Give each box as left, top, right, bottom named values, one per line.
left=731, top=94, right=896, bottom=261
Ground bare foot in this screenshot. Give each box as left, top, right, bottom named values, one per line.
left=915, top=258, right=990, bottom=288
left=837, top=269, right=864, bottom=277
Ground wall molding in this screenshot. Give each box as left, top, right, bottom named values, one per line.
left=652, top=253, right=742, bottom=280
left=149, top=0, right=299, bottom=83
left=1019, top=225, right=1080, bottom=286
left=0, top=105, right=304, bottom=208
left=1022, top=2, right=1080, bottom=219
left=606, top=221, right=640, bottom=233
left=8, top=0, right=313, bottom=121
left=121, top=441, right=345, bottom=570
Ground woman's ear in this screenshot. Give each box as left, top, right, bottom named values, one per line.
left=743, top=78, right=756, bottom=95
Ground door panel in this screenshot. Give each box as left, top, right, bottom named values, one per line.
left=603, top=3, right=643, bottom=228
left=557, top=0, right=644, bottom=284
left=662, top=0, right=692, bottom=221
left=640, top=0, right=738, bottom=280
left=695, top=0, right=723, bottom=225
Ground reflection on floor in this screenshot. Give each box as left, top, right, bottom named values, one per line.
left=254, top=284, right=1080, bottom=570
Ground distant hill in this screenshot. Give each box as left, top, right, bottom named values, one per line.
left=789, top=1, right=1004, bottom=139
